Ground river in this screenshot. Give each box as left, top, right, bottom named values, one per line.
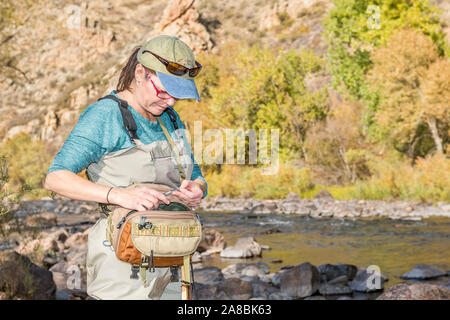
left=197, top=211, right=450, bottom=288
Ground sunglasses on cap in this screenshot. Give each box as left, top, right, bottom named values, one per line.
left=142, top=50, right=202, bottom=77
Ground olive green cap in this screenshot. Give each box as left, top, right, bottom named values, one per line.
left=137, top=35, right=196, bottom=80
left=136, top=35, right=200, bottom=101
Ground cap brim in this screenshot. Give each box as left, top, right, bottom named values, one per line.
left=157, top=71, right=200, bottom=102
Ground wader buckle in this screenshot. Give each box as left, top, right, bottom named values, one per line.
left=140, top=255, right=149, bottom=268
left=130, top=265, right=140, bottom=280
left=170, top=266, right=179, bottom=282
left=181, top=280, right=193, bottom=287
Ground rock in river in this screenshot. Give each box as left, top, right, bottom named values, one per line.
left=318, top=263, right=358, bottom=282
left=193, top=267, right=225, bottom=286
left=400, top=264, right=447, bottom=280
left=279, top=262, right=320, bottom=299
left=197, top=229, right=226, bottom=254
left=349, top=269, right=387, bottom=293
left=220, top=237, right=262, bottom=259
left=222, top=262, right=270, bottom=278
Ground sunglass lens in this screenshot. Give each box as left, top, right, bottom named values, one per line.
left=189, top=62, right=202, bottom=77
left=189, top=68, right=201, bottom=77
left=167, top=62, right=187, bottom=76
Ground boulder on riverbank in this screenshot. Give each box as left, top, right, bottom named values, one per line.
left=197, top=196, right=450, bottom=219
left=314, top=190, right=334, bottom=201
left=0, top=251, right=56, bottom=300
left=377, top=283, right=450, bottom=300
left=193, top=261, right=392, bottom=300
left=25, top=212, right=58, bottom=228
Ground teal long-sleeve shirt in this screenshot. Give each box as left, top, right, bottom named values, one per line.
left=47, top=90, right=207, bottom=198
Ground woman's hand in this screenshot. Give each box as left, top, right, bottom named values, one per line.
left=172, top=179, right=205, bottom=208
left=108, top=184, right=170, bottom=211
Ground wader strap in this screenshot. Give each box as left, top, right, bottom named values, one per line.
left=97, top=95, right=139, bottom=142
left=140, top=268, right=147, bottom=287
left=156, top=117, right=186, bottom=182
left=165, top=107, right=179, bottom=130
left=181, top=255, right=192, bottom=300
left=97, top=96, right=179, bottom=142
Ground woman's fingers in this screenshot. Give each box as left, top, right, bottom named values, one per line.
left=172, top=190, right=201, bottom=207
left=142, top=188, right=170, bottom=205
left=180, top=179, right=190, bottom=190
left=139, top=198, right=154, bottom=210
left=120, top=184, right=204, bottom=211
left=172, top=190, right=190, bottom=201
left=180, top=189, right=202, bottom=201
left=137, top=203, right=149, bottom=211
left=176, top=181, right=203, bottom=199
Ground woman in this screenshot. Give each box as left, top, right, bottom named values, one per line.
left=44, top=35, right=207, bottom=300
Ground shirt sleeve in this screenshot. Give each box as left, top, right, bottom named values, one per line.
left=47, top=101, right=125, bottom=174
left=168, top=107, right=208, bottom=199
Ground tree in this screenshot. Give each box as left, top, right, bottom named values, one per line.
left=304, top=94, right=372, bottom=185
left=368, top=29, right=449, bottom=157
left=323, top=0, right=448, bottom=138
left=207, top=45, right=329, bottom=160
left=421, top=59, right=450, bottom=154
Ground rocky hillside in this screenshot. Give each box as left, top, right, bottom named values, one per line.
left=0, top=0, right=333, bottom=148
left=0, top=0, right=448, bottom=150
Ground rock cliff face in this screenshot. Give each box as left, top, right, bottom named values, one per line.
left=0, top=0, right=164, bottom=144
left=0, top=0, right=218, bottom=145
left=153, top=0, right=213, bottom=53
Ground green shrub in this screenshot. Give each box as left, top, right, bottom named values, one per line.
left=206, top=163, right=315, bottom=199
left=351, top=153, right=450, bottom=203
left=0, top=133, right=52, bottom=199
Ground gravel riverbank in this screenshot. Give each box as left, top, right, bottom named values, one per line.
left=197, top=191, right=450, bottom=220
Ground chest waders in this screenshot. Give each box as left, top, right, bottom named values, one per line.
left=85, top=95, right=195, bottom=300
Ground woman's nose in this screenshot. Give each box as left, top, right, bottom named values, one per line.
left=168, top=97, right=178, bottom=106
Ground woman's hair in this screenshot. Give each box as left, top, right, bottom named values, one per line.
left=116, top=46, right=155, bottom=92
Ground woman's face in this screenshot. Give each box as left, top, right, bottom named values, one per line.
left=134, top=64, right=177, bottom=118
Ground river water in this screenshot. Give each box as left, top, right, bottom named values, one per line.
left=197, top=211, right=450, bottom=288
